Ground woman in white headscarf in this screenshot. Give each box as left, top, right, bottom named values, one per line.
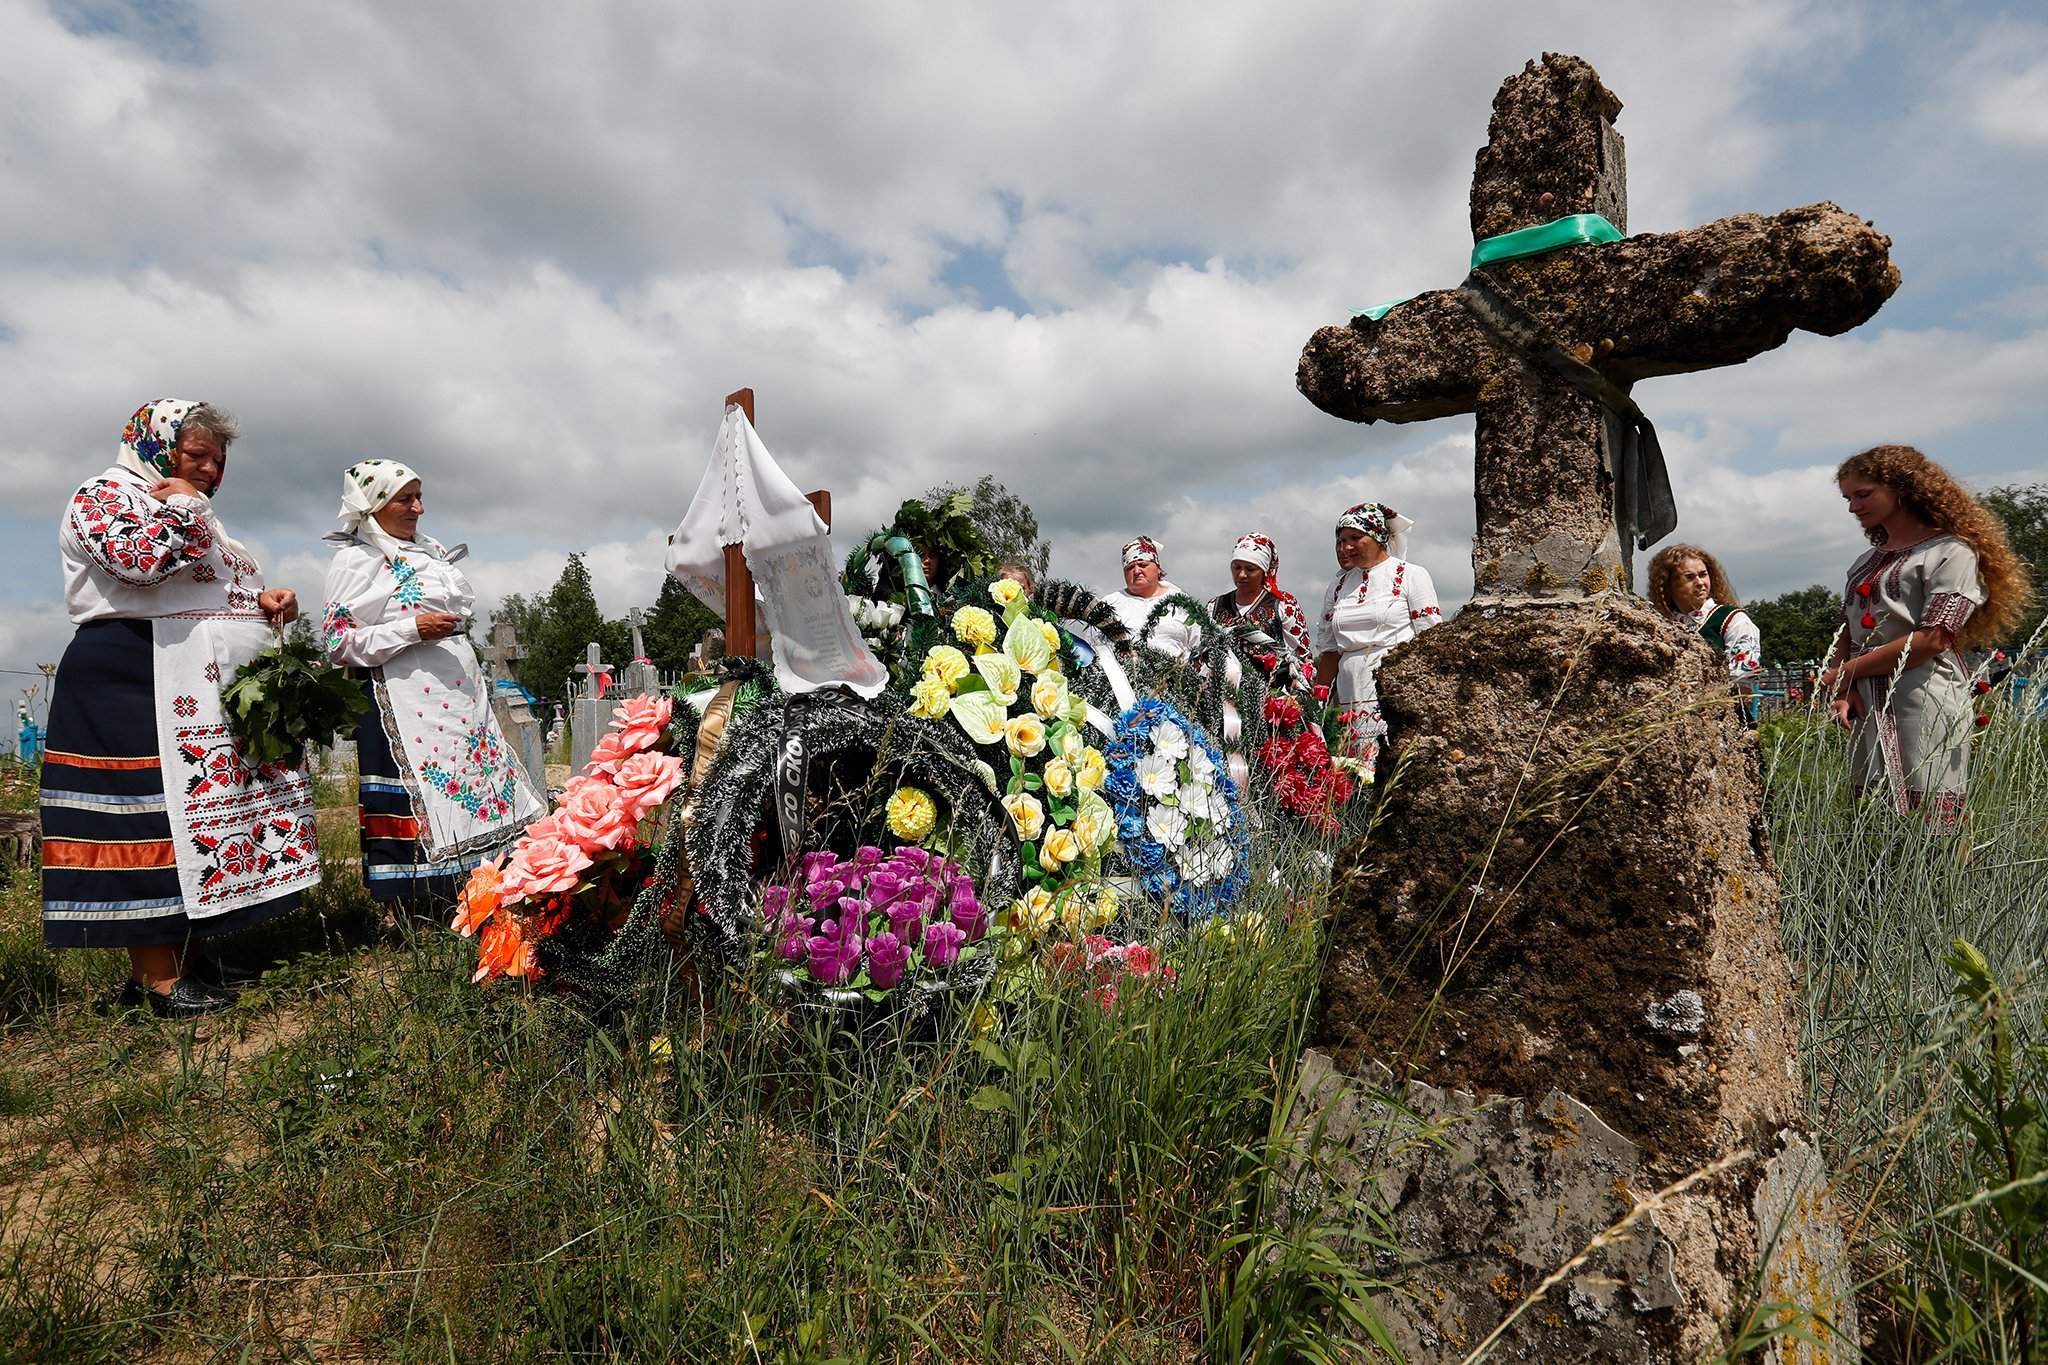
left=321, top=460, right=542, bottom=909
left=1101, top=535, right=1202, bottom=659
left=1313, top=502, right=1441, bottom=777
left=40, top=399, right=315, bottom=1017
left=1208, top=532, right=1316, bottom=687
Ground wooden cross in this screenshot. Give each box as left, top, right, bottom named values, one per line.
left=717, top=387, right=833, bottom=660
left=1297, top=53, right=1900, bottom=599
left=574, top=641, right=611, bottom=699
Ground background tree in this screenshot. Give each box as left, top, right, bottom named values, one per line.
left=1745, top=585, right=1842, bottom=666
left=511, top=554, right=627, bottom=702
left=1983, top=482, right=2047, bottom=653
left=642, top=574, right=721, bottom=673
left=925, top=475, right=1051, bottom=581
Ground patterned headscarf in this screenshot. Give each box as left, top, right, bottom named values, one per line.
left=115, top=398, right=252, bottom=561
left=1230, top=532, right=1277, bottom=578
left=1121, top=536, right=1163, bottom=568
left=338, top=458, right=425, bottom=564
left=1336, top=502, right=1415, bottom=559
left=117, top=399, right=219, bottom=486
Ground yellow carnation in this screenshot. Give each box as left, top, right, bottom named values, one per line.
left=923, top=645, right=970, bottom=687
left=909, top=677, right=952, bottom=719
left=1043, top=757, right=1074, bottom=799
left=1005, top=713, right=1047, bottom=758
left=1076, top=747, right=1108, bottom=791
left=1030, top=672, right=1069, bottom=720
left=885, top=786, right=937, bottom=842
left=1003, top=792, right=1046, bottom=841
left=952, top=605, right=998, bottom=650
left=990, top=578, right=1024, bottom=608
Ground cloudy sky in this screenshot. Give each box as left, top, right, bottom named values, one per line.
left=4, top=0, right=2044, bottom=719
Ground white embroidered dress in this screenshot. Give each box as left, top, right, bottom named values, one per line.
left=62, top=464, right=320, bottom=918
left=322, top=537, right=542, bottom=862
left=1314, top=558, right=1442, bottom=756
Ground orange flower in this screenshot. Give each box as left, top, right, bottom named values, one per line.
left=451, top=854, right=507, bottom=937
left=472, top=912, right=527, bottom=983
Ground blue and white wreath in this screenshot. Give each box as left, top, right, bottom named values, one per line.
left=1102, top=697, right=1251, bottom=920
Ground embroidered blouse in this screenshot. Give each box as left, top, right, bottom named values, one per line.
left=1209, top=587, right=1317, bottom=682
left=1313, top=558, right=1441, bottom=705
left=1103, top=584, right=1203, bottom=659
left=321, top=537, right=472, bottom=668
left=60, top=465, right=266, bottom=623
left=1671, top=598, right=1763, bottom=680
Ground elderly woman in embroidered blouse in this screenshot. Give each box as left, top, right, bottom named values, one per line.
left=40, top=400, right=315, bottom=1018
left=1821, top=445, right=2028, bottom=829
left=1313, top=502, right=1441, bottom=775
left=322, top=460, right=543, bottom=911
left=1647, top=544, right=1763, bottom=686
left=1208, top=532, right=1316, bottom=686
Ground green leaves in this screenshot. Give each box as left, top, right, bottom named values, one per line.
left=222, top=637, right=369, bottom=769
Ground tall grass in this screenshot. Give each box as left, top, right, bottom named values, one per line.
left=1766, top=659, right=2048, bottom=1360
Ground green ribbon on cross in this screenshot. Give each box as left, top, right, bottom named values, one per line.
left=1351, top=213, right=1623, bottom=322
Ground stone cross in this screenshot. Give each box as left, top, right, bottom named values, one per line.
left=574, top=641, right=611, bottom=699
left=486, top=621, right=522, bottom=684
left=1297, top=52, right=1900, bottom=598
left=627, top=607, right=648, bottom=663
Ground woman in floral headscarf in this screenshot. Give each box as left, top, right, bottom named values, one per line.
left=1102, top=535, right=1202, bottom=659
left=1313, top=502, right=1441, bottom=776
left=322, top=460, right=543, bottom=911
left=40, top=400, right=315, bottom=1017
left=1209, top=532, right=1315, bottom=686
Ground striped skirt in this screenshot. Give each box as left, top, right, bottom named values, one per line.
left=354, top=677, right=484, bottom=904
left=40, top=619, right=298, bottom=948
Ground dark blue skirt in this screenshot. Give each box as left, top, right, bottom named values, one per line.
left=354, top=676, right=481, bottom=904
left=41, top=619, right=298, bottom=948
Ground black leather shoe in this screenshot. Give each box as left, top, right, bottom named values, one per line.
left=143, top=978, right=238, bottom=1018
left=183, top=950, right=263, bottom=988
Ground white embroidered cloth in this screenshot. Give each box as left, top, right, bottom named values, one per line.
left=665, top=406, right=887, bottom=699
left=153, top=613, right=321, bottom=919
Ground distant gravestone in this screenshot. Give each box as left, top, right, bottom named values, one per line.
left=568, top=641, right=615, bottom=773
left=485, top=622, right=546, bottom=792
left=1288, top=53, right=1895, bottom=1360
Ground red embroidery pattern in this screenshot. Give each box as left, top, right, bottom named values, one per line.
left=174, top=722, right=317, bottom=907
left=204, top=662, right=221, bottom=683
left=192, top=564, right=217, bottom=583
left=67, top=477, right=212, bottom=587
left=173, top=694, right=198, bottom=719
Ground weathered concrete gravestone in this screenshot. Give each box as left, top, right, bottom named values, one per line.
left=1284, top=55, right=1896, bottom=1361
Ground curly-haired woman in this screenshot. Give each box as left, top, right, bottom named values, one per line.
left=1822, top=445, right=2030, bottom=827
left=1646, top=543, right=1762, bottom=683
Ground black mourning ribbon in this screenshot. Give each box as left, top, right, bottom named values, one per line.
left=1453, top=271, right=1678, bottom=552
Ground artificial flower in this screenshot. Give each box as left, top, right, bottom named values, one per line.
left=867, top=931, right=911, bottom=988
left=1030, top=671, right=1070, bottom=720
left=990, top=578, right=1024, bottom=607
left=505, top=834, right=593, bottom=899
left=952, top=605, right=999, bottom=650
left=556, top=777, right=639, bottom=853
left=1005, top=713, right=1047, bottom=758
left=1072, top=796, right=1116, bottom=853
left=923, top=919, right=967, bottom=967
left=923, top=645, right=971, bottom=687
left=1151, top=721, right=1189, bottom=762
left=611, top=694, right=674, bottom=752
left=612, top=750, right=685, bottom=821
left=1043, top=757, right=1074, bottom=799
left=1002, top=614, right=1054, bottom=674
left=586, top=730, right=635, bottom=778
left=1146, top=805, right=1188, bottom=850
left=1076, top=746, right=1108, bottom=791
left=910, top=677, right=952, bottom=719
left=1011, top=885, right=1056, bottom=935
left=451, top=854, right=506, bottom=934
left=1003, top=792, right=1046, bottom=841
left=973, top=651, right=1021, bottom=705
left=949, top=690, right=1008, bottom=745
left=1037, top=620, right=1063, bottom=657
left=472, top=913, right=534, bottom=983
left=1042, top=827, right=1083, bottom=866
left=886, top=786, right=939, bottom=841
left=1058, top=728, right=1085, bottom=764
left=1135, top=752, right=1179, bottom=798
